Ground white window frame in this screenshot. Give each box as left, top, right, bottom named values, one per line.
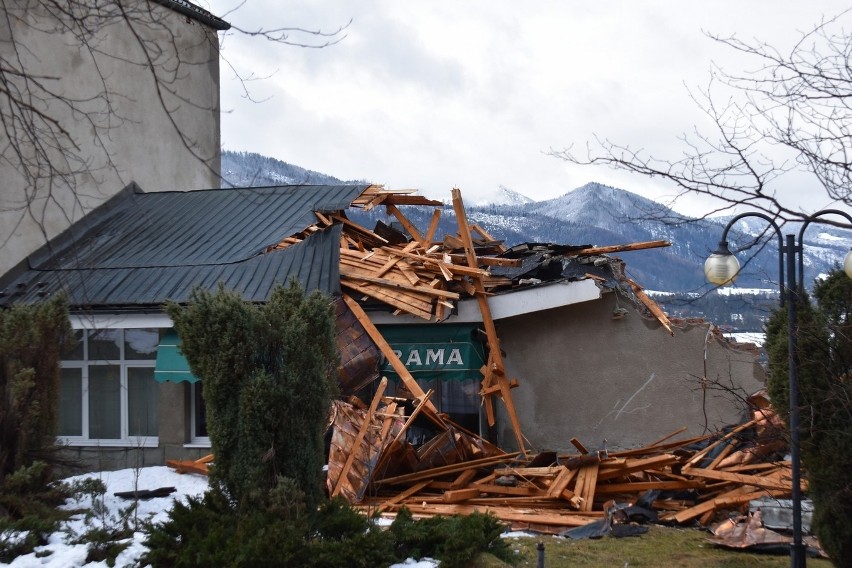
left=59, top=326, right=159, bottom=448
left=187, top=381, right=211, bottom=448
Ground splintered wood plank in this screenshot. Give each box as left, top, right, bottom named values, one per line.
left=451, top=187, right=525, bottom=454
left=381, top=195, right=444, bottom=206
left=594, top=480, right=704, bottom=494
left=596, top=454, right=679, bottom=481
left=470, top=224, right=506, bottom=252
left=332, top=377, right=387, bottom=497
left=397, top=261, right=422, bottom=286
left=682, top=467, right=801, bottom=492
left=627, top=277, right=674, bottom=336
left=442, top=488, right=482, bottom=503
left=332, top=213, right=390, bottom=245
left=377, top=402, right=399, bottom=443
left=376, top=452, right=520, bottom=486
left=340, top=268, right=460, bottom=299
left=575, top=462, right=600, bottom=512
left=684, top=417, right=761, bottom=468
left=390, top=389, right=434, bottom=446
left=166, top=459, right=209, bottom=475
left=315, top=211, right=334, bottom=226
left=377, top=247, right=490, bottom=277
left=667, top=486, right=788, bottom=524
left=446, top=254, right=523, bottom=267
left=376, top=480, right=431, bottom=513
left=547, top=466, right=577, bottom=498
left=449, top=468, right=478, bottom=490
left=342, top=294, right=444, bottom=422
left=570, top=437, right=590, bottom=454
left=494, top=466, right=563, bottom=477
left=423, top=208, right=442, bottom=246
left=386, top=203, right=424, bottom=242
left=385, top=503, right=602, bottom=528
left=341, top=280, right=434, bottom=320
left=569, top=240, right=672, bottom=256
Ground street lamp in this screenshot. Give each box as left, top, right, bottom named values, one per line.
left=704, top=209, right=852, bottom=568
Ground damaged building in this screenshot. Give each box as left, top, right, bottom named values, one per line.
left=0, top=182, right=763, bottom=470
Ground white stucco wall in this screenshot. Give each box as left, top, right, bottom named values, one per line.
left=0, top=1, right=223, bottom=276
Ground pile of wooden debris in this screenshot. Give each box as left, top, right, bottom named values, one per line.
left=327, top=386, right=798, bottom=534
left=169, top=185, right=795, bottom=535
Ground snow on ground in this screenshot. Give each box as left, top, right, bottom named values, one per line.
left=5, top=467, right=208, bottom=568
left=1, top=467, right=461, bottom=567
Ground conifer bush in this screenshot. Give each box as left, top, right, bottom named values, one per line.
left=167, top=281, right=338, bottom=509
left=0, top=295, right=73, bottom=481
left=765, top=269, right=852, bottom=567
left=0, top=296, right=75, bottom=560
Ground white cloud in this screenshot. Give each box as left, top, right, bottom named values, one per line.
left=210, top=0, right=852, bottom=214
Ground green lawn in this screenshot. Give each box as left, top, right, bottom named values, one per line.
left=497, top=525, right=833, bottom=568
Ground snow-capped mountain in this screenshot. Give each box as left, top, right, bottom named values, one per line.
left=471, top=185, right=535, bottom=207
left=221, top=151, right=364, bottom=187
left=221, top=152, right=852, bottom=295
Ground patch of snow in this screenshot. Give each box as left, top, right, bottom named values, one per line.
left=725, top=332, right=765, bottom=345
left=471, top=185, right=535, bottom=207
left=5, top=468, right=448, bottom=568
left=714, top=287, right=776, bottom=296
left=389, top=559, right=440, bottom=568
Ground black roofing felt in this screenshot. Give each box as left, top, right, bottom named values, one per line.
left=0, top=184, right=364, bottom=309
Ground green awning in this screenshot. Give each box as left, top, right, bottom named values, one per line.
left=377, top=324, right=485, bottom=382
left=154, top=330, right=199, bottom=383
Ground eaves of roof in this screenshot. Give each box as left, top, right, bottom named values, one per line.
left=151, top=0, right=230, bottom=31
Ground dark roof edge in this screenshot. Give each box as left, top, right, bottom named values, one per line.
left=150, top=0, right=231, bottom=31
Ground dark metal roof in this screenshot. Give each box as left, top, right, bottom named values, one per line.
left=0, top=183, right=365, bottom=309
left=151, top=0, right=231, bottom=31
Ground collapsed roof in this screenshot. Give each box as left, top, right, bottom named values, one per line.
left=0, top=182, right=675, bottom=452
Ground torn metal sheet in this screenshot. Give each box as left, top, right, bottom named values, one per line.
left=708, top=510, right=826, bottom=558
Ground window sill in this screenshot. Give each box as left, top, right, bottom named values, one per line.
left=57, top=438, right=160, bottom=449
left=184, top=441, right=211, bottom=449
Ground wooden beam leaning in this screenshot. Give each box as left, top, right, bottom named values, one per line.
left=451, top=187, right=526, bottom=455
left=341, top=294, right=446, bottom=427
left=385, top=203, right=424, bottom=242
left=423, top=208, right=442, bottom=247
left=627, top=277, right=674, bottom=336
left=332, top=377, right=387, bottom=497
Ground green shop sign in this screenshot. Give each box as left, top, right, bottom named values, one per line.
left=377, top=324, right=486, bottom=382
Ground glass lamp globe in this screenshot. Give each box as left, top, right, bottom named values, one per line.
left=844, top=248, right=852, bottom=280
left=704, top=241, right=740, bottom=286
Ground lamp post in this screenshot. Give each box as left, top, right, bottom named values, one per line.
left=704, top=210, right=852, bottom=568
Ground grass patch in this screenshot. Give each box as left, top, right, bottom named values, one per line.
left=504, top=525, right=834, bottom=568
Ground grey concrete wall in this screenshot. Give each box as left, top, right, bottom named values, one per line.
left=494, top=291, right=765, bottom=452
left=0, top=1, right=223, bottom=276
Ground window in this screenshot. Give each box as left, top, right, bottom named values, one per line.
left=59, top=328, right=160, bottom=446
left=189, top=381, right=210, bottom=446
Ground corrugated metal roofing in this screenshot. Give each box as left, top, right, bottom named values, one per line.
left=0, top=183, right=362, bottom=309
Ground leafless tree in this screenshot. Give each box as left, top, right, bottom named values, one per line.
left=550, top=10, right=852, bottom=225
left=0, top=0, right=347, bottom=273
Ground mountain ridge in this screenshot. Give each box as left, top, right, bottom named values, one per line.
left=221, top=151, right=852, bottom=294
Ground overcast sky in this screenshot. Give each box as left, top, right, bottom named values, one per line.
left=206, top=1, right=848, bottom=216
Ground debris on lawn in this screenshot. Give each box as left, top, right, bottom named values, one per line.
left=164, top=185, right=800, bottom=541
left=708, top=509, right=827, bottom=558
